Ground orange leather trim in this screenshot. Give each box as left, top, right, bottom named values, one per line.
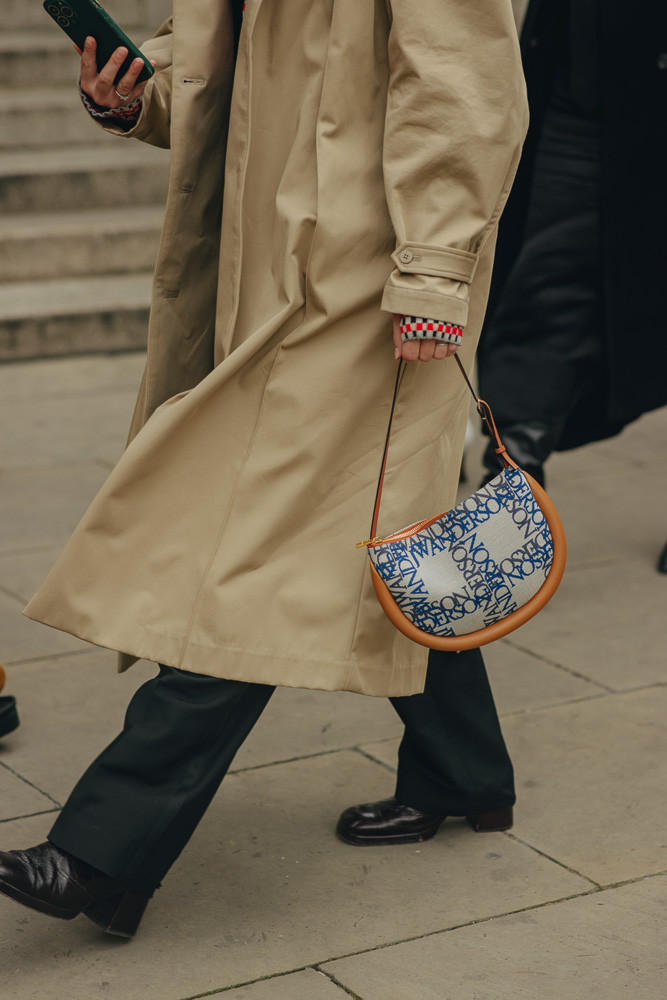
left=369, top=472, right=566, bottom=651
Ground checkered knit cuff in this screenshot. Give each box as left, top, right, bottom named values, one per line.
left=399, top=316, right=463, bottom=346
left=79, top=83, right=142, bottom=122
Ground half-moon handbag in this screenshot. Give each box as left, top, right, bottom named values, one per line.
left=357, top=357, right=566, bottom=651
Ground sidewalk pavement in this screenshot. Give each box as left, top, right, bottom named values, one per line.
left=0, top=353, right=664, bottom=1000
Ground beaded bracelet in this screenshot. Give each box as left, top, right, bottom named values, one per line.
left=79, top=83, right=142, bottom=121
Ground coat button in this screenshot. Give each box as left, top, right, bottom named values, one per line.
left=658, top=53, right=667, bottom=70
left=399, top=249, right=414, bottom=263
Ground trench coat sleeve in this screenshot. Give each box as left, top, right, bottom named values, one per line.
left=381, top=0, right=528, bottom=326
left=92, top=16, right=174, bottom=148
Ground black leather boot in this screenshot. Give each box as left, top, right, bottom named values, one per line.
left=481, top=420, right=563, bottom=488
left=0, top=842, right=149, bottom=938
left=336, top=797, right=513, bottom=845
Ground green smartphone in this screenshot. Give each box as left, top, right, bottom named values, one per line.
left=43, top=0, right=155, bottom=85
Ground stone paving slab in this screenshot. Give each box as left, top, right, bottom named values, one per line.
left=0, top=589, right=86, bottom=665
left=0, top=463, right=109, bottom=552
left=0, top=753, right=588, bottom=1000
left=598, top=405, right=667, bottom=468
left=0, top=546, right=66, bottom=605
left=361, top=687, right=667, bottom=886
left=325, top=874, right=666, bottom=1000
left=483, top=639, right=604, bottom=715
left=504, top=558, right=667, bottom=692
left=544, top=438, right=639, bottom=482
left=232, top=685, right=401, bottom=772
left=0, top=352, right=145, bottom=400
left=546, top=465, right=667, bottom=571
left=0, top=388, right=136, bottom=468
left=215, top=970, right=349, bottom=1000
left=0, top=651, right=153, bottom=803
left=0, top=760, right=56, bottom=822
left=502, top=687, right=667, bottom=885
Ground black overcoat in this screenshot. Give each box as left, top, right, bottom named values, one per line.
left=481, top=0, right=667, bottom=449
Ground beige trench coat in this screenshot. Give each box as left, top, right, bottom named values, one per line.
left=24, top=0, right=528, bottom=697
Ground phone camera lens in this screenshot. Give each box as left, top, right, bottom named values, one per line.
left=46, top=3, right=60, bottom=14
left=61, top=5, right=74, bottom=15
left=57, top=15, right=70, bottom=26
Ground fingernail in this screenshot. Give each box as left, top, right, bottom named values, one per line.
left=394, top=348, right=401, bottom=360
left=116, top=47, right=128, bottom=59
left=85, top=36, right=93, bottom=48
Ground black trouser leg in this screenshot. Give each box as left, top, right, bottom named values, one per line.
left=390, top=648, right=515, bottom=817
left=49, top=665, right=274, bottom=894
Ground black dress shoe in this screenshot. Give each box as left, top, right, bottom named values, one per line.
left=337, top=797, right=513, bottom=845
left=0, top=696, right=20, bottom=739
left=0, top=842, right=149, bottom=938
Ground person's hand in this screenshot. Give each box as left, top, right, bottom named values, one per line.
left=77, top=36, right=155, bottom=110
left=393, top=315, right=460, bottom=363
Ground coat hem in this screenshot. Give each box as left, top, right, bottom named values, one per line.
left=21, top=606, right=426, bottom=698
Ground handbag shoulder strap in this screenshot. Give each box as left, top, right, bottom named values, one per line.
left=358, top=355, right=517, bottom=548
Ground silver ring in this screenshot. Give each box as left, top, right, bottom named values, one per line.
left=114, top=89, right=131, bottom=101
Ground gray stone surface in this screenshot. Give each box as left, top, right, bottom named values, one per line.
left=546, top=467, right=667, bottom=571
left=0, top=382, right=137, bottom=467
left=3, top=651, right=154, bottom=802
left=0, top=760, right=57, bottom=822
left=0, top=547, right=65, bottom=605
left=0, top=206, right=163, bottom=282
left=0, top=463, right=109, bottom=551
left=231, top=686, right=402, bottom=772
left=0, top=32, right=81, bottom=89
left=0, top=589, right=87, bottom=664
left=504, top=558, right=667, bottom=692
left=0, top=353, right=664, bottom=999
left=483, top=638, right=604, bottom=716
left=325, top=875, right=666, bottom=1000
left=503, top=687, right=667, bottom=885
left=0, top=144, right=169, bottom=215
left=0, top=754, right=587, bottom=1000
left=221, top=971, right=350, bottom=1000
left=0, top=88, right=117, bottom=150
left=0, top=351, right=145, bottom=398
left=0, top=0, right=169, bottom=360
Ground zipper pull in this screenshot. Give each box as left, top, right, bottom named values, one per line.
left=356, top=536, right=383, bottom=549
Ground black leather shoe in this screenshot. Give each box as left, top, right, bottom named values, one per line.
left=0, top=842, right=149, bottom=938
left=337, top=797, right=513, bottom=845
left=0, top=696, right=19, bottom=739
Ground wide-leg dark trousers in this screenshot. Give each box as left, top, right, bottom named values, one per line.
left=49, top=649, right=514, bottom=894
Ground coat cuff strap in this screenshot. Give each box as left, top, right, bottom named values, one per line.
left=391, top=243, right=478, bottom=283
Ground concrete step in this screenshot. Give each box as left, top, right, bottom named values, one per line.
left=4, top=0, right=148, bottom=31
left=0, top=205, right=164, bottom=283
left=0, top=87, right=119, bottom=149
left=0, top=143, right=170, bottom=214
left=1, top=31, right=86, bottom=89
left=0, top=26, right=156, bottom=88
left=0, top=273, right=152, bottom=361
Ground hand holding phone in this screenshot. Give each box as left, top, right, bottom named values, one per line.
left=78, top=35, right=155, bottom=111
left=43, top=1, right=156, bottom=111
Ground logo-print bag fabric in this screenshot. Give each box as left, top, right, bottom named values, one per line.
left=357, top=358, right=566, bottom=651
